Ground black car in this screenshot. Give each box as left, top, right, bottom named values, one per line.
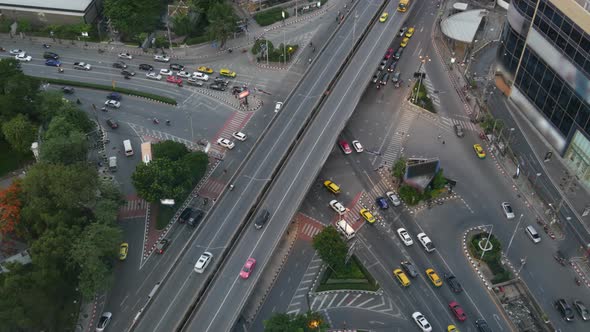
left=121, top=69, right=136, bottom=76
left=106, top=118, right=118, bottom=129
left=43, top=51, right=59, bottom=60
left=187, top=210, right=204, bottom=227
left=400, top=260, right=418, bottom=278
left=139, top=64, right=154, bottom=71
left=445, top=274, right=463, bottom=293
left=209, top=84, right=225, bottom=91
left=112, top=61, right=127, bottom=69
left=254, top=210, right=270, bottom=229
left=156, top=239, right=170, bottom=254
left=475, top=319, right=492, bottom=332
left=213, top=77, right=229, bottom=86
left=179, top=207, right=193, bottom=223
left=107, top=92, right=122, bottom=101
left=372, top=71, right=381, bottom=84
left=555, top=299, right=575, bottom=321
left=169, top=63, right=185, bottom=71
left=62, top=86, right=75, bottom=94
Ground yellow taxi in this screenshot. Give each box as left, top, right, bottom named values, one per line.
left=360, top=208, right=376, bottom=224
left=219, top=68, right=236, bottom=78
left=448, top=325, right=459, bottom=332
left=119, top=243, right=129, bottom=261
left=400, top=37, right=410, bottom=47
left=426, top=268, right=443, bottom=287
left=393, top=268, right=411, bottom=287
left=379, top=12, right=389, bottom=23
left=473, top=144, right=486, bottom=159
left=405, top=27, right=415, bottom=38
left=197, top=66, right=214, bottom=74
left=324, top=180, right=341, bottom=194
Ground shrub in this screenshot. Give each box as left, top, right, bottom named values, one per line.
left=184, top=35, right=211, bottom=45
left=254, top=7, right=289, bottom=27
left=398, top=184, right=422, bottom=206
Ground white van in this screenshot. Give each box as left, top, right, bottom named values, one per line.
left=525, top=225, right=541, bottom=243
left=336, top=219, right=355, bottom=240
left=108, top=156, right=117, bottom=171
left=123, top=139, right=134, bottom=156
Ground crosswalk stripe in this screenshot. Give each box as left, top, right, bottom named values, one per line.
left=337, top=294, right=349, bottom=307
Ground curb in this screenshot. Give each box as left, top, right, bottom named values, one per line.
left=85, top=297, right=98, bottom=332
left=462, top=226, right=492, bottom=290
left=313, top=288, right=383, bottom=296
left=571, top=258, right=590, bottom=288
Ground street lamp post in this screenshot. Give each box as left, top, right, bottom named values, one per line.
left=492, top=118, right=503, bottom=137
left=282, top=11, right=286, bottom=66
left=505, top=214, right=524, bottom=257
left=533, top=172, right=542, bottom=188
left=413, top=55, right=430, bottom=103
left=480, top=225, right=494, bottom=262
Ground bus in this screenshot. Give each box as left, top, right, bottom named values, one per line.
left=123, top=139, right=134, bottom=156
left=141, top=142, right=152, bottom=164
left=398, top=0, right=410, bottom=12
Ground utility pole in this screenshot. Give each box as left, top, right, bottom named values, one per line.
left=505, top=214, right=524, bottom=258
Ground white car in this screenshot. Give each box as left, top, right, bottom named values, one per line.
left=386, top=191, right=401, bottom=206
left=397, top=228, right=413, bottom=246
left=14, top=53, right=32, bottom=62
left=9, top=49, right=23, bottom=55
left=412, top=312, right=432, bottom=332
left=232, top=131, right=247, bottom=141
left=501, top=202, right=515, bottom=219
left=160, top=68, right=173, bottom=76
left=217, top=137, right=235, bottom=149
left=177, top=71, right=192, bottom=78
left=275, top=102, right=283, bottom=112
left=118, top=52, right=133, bottom=59
left=96, top=312, right=112, bottom=332
left=146, top=72, right=162, bottom=80
left=329, top=200, right=346, bottom=215
left=73, top=62, right=91, bottom=70
left=352, top=140, right=363, bottom=152
left=194, top=252, right=213, bottom=273
left=417, top=232, right=435, bottom=253
left=104, top=100, right=121, bottom=108
left=154, top=55, right=170, bottom=62
left=192, top=72, right=209, bottom=81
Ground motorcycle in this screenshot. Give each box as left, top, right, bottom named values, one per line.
left=575, top=277, right=582, bottom=286
left=58, top=67, right=64, bottom=73
left=101, top=107, right=108, bottom=112
left=0, top=47, right=6, bottom=52
left=165, top=120, right=170, bottom=126
left=153, top=118, right=159, bottom=125
left=42, top=44, right=51, bottom=49
left=229, top=184, right=235, bottom=191
left=124, top=75, right=131, bottom=80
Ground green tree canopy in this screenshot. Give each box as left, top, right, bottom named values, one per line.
left=0, top=59, right=40, bottom=122
left=132, top=157, right=192, bottom=202
left=264, top=310, right=329, bottom=332
left=206, top=1, right=237, bottom=48
left=153, top=140, right=189, bottom=161
left=392, top=156, right=407, bottom=179
left=1, top=113, right=37, bottom=154
left=312, top=226, right=348, bottom=272
left=103, top=0, right=164, bottom=38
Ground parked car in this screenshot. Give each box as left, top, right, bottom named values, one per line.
left=104, top=100, right=121, bottom=108
left=62, top=86, right=75, bottom=94
left=107, top=92, right=122, bottom=101
left=555, top=298, right=575, bottom=321
left=574, top=300, right=590, bottom=320
left=352, top=140, right=363, bottom=152
left=106, top=118, right=119, bottom=129
left=338, top=140, right=352, bottom=154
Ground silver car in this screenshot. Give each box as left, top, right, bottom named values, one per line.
left=96, top=312, right=112, bottom=332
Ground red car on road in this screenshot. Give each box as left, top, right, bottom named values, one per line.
left=384, top=48, right=394, bottom=60
left=338, top=140, right=352, bottom=154
left=166, top=76, right=182, bottom=84
left=240, top=257, right=256, bottom=279
left=449, top=301, right=467, bottom=321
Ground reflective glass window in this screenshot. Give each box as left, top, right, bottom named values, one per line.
left=577, top=104, right=590, bottom=129
left=558, top=88, right=571, bottom=110
left=551, top=12, right=563, bottom=29
left=570, top=27, right=582, bottom=44
left=582, top=36, right=590, bottom=54
left=559, top=115, right=573, bottom=136
left=561, top=19, right=572, bottom=37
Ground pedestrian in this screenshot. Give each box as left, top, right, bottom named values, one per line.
left=437, top=134, right=441, bottom=140
left=442, top=140, right=446, bottom=144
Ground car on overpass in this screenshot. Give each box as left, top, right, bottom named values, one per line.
left=240, top=258, right=256, bottom=279
left=379, top=12, right=388, bottom=22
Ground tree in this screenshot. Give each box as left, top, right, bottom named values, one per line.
left=40, top=129, right=88, bottom=165
left=312, top=226, right=348, bottom=272
left=153, top=140, right=189, bottom=161
left=206, top=2, right=237, bottom=48
left=132, top=158, right=192, bottom=202
left=103, top=0, right=163, bottom=39
left=182, top=151, right=208, bottom=182
left=398, top=184, right=421, bottom=206
left=264, top=310, right=328, bottom=332
left=70, top=222, right=121, bottom=299
left=431, top=169, right=447, bottom=190
left=0, top=59, right=40, bottom=121
left=392, top=157, right=406, bottom=179
left=1, top=113, right=37, bottom=154
left=0, top=181, right=22, bottom=235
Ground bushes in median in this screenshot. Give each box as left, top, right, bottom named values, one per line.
left=35, top=77, right=177, bottom=105
left=254, top=7, right=289, bottom=26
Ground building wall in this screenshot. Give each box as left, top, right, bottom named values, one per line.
left=497, top=0, right=590, bottom=186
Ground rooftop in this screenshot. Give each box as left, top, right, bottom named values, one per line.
left=0, top=0, right=93, bottom=12
left=440, top=9, right=487, bottom=44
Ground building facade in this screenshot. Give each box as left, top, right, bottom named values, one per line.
left=497, top=0, right=590, bottom=187
left=0, top=0, right=101, bottom=26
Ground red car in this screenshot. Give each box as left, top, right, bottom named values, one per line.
left=166, top=76, right=182, bottom=84
left=384, top=48, right=394, bottom=60
left=240, top=257, right=256, bottom=279
left=338, top=140, right=352, bottom=154
left=449, top=301, right=467, bottom=321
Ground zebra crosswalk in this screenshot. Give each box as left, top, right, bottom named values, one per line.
left=118, top=195, right=149, bottom=219
left=208, top=111, right=253, bottom=156
left=286, top=254, right=323, bottom=316
left=380, top=110, right=417, bottom=167
left=127, top=124, right=200, bottom=150
left=309, top=292, right=397, bottom=316
left=421, top=76, right=440, bottom=109
left=440, top=116, right=480, bottom=132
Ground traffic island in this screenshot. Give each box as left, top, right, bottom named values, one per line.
left=409, top=80, right=435, bottom=113
left=467, top=231, right=512, bottom=284
left=315, top=256, right=379, bottom=292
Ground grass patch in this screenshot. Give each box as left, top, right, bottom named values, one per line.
left=33, top=77, right=177, bottom=105
left=254, top=7, right=289, bottom=26
left=411, top=80, right=435, bottom=113
left=0, top=140, right=33, bottom=177
left=156, top=204, right=176, bottom=230
left=317, top=256, right=379, bottom=292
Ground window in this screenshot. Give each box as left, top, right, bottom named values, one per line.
left=567, top=96, right=581, bottom=118
left=528, top=79, right=540, bottom=101
left=561, top=19, right=572, bottom=37
left=577, top=104, right=590, bottom=129
left=575, top=51, right=586, bottom=70
left=570, top=27, right=582, bottom=44
left=550, top=79, right=562, bottom=97
left=558, top=88, right=571, bottom=110
left=551, top=12, right=563, bottom=29
left=551, top=106, right=564, bottom=125
left=535, top=87, right=548, bottom=108
left=533, top=63, right=545, bottom=82
left=538, top=20, right=549, bottom=34
left=559, top=115, right=573, bottom=136
left=582, top=36, right=590, bottom=54
left=547, top=27, right=558, bottom=41
left=542, top=70, right=554, bottom=88
left=556, top=35, right=567, bottom=49
left=543, top=4, right=555, bottom=21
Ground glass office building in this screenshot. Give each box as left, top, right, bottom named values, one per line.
left=497, top=0, right=590, bottom=186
